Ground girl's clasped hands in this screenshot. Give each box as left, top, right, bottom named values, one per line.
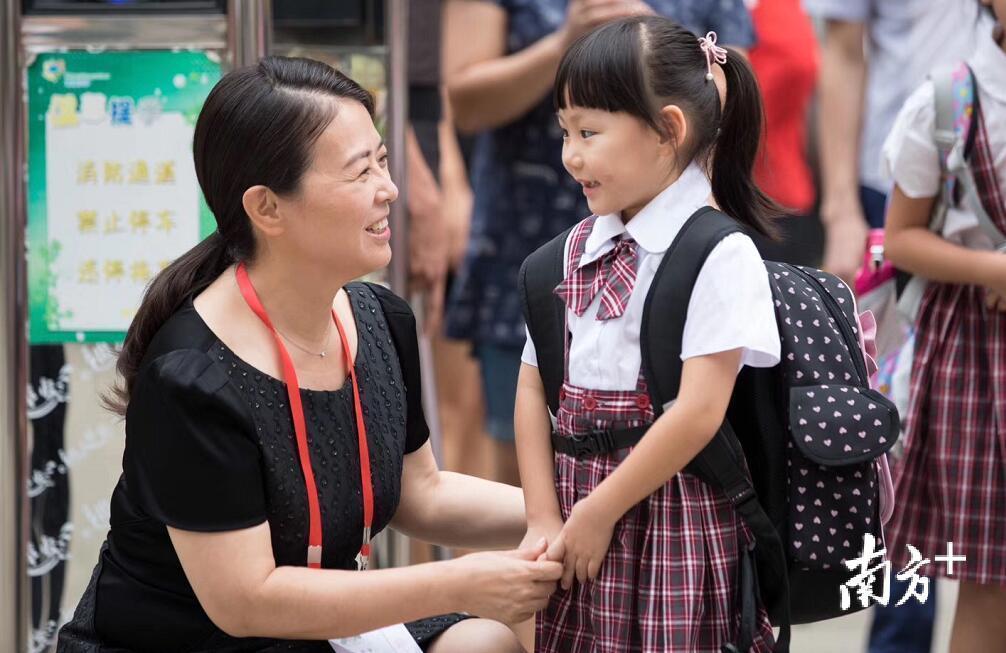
left=521, top=494, right=619, bottom=592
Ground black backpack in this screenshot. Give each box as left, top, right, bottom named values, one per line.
left=518, top=207, right=899, bottom=653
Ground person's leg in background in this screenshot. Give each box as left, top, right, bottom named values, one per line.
left=406, top=111, right=447, bottom=568
left=861, top=184, right=937, bottom=653
left=476, top=343, right=523, bottom=487
left=433, top=335, right=489, bottom=479
left=949, top=582, right=1006, bottom=653
left=435, top=104, right=491, bottom=489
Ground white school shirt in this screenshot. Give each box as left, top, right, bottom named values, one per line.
left=880, top=21, right=1006, bottom=250
left=521, top=163, right=781, bottom=392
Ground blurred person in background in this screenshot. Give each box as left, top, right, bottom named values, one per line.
left=407, top=0, right=449, bottom=335
left=420, top=0, right=493, bottom=535
left=406, top=0, right=491, bottom=497
left=442, top=0, right=756, bottom=493
left=406, top=0, right=451, bottom=569
left=804, top=1, right=982, bottom=650
left=881, top=2, right=1006, bottom=649
left=807, top=0, right=979, bottom=284
left=747, top=0, right=823, bottom=267
left=433, top=95, right=492, bottom=492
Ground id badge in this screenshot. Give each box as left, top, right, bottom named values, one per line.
left=329, top=623, right=422, bottom=653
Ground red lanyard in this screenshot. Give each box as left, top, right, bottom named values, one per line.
left=235, top=263, right=374, bottom=570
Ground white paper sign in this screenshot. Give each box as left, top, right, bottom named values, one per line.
left=329, top=623, right=423, bottom=653
left=45, top=95, right=201, bottom=333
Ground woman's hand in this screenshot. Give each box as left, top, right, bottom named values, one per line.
left=561, top=0, right=655, bottom=48
left=448, top=540, right=563, bottom=624
left=545, top=497, right=617, bottom=591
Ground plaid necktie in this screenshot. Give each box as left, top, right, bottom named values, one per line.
left=555, top=235, right=639, bottom=320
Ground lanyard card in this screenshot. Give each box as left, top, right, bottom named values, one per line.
left=329, top=623, right=422, bottom=653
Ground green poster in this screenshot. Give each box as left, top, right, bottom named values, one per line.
left=27, top=50, right=221, bottom=344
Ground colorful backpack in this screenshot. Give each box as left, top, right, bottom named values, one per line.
left=520, top=207, right=899, bottom=653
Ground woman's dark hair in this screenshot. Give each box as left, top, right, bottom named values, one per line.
left=106, top=56, right=374, bottom=415
left=553, top=16, right=780, bottom=237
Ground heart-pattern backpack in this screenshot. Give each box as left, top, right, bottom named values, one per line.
left=520, top=207, right=900, bottom=652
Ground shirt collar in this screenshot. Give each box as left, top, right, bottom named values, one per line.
left=579, top=163, right=712, bottom=267
left=971, top=21, right=1006, bottom=106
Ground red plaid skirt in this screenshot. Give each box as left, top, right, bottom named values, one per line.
left=886, top=282, right=1006, bottom=585
left=535, top=381, right=776, bottom=652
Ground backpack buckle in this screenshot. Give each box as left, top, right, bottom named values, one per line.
left=570, top=430, right=615, bottom=457
left=569, top=434, right=595, bottom=457
left=728, top=484, right=757, bottom=508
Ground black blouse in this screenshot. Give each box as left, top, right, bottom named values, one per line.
left=59, top=283, right=440, bottom=652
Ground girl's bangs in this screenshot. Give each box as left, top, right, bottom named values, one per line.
left=553, top=21, right=654, bottom=125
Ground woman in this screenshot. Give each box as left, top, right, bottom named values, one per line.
left=57, top=56, right=561, bottom=653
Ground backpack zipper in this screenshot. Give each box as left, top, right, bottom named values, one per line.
left=792, top=267, right=868, bottom=386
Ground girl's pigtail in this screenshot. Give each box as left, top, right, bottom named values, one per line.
left=710, top=48, right=781, bottom=238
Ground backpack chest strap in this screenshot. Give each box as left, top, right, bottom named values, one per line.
left=550, top=425, right=649, bottom=458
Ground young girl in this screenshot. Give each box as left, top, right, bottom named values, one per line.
left=882, top=2, right=1006, bottom=650
left=515, top=16, right=781, bottom=652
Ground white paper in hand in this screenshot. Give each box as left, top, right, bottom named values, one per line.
left=329, top=623, right=422, bottom=653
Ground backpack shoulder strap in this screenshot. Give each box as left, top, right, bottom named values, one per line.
left=957, top=63, right=980, bottom=159
left=641, top=207, right=793, bottom=652
left=931, top=63, right=1006, bottom=250
left=955, top=66, right=1006, bottom=250
left=641, top=206, right=742, bottom=411
left=518, top=224, right=576, bottom=419
left=931, top=63, right=959, bottom=165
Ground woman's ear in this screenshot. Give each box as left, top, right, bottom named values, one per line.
left=658, top=104, right=688, bottom=152
left=242, top=185, right=283, bottom=237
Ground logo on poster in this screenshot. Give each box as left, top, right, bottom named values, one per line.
left=41, top=59, right=65, bottom=84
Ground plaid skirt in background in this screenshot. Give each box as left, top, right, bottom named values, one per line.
left=886, top=102, right=1006, bottom=586
left=536, top=380, right=776, bottom=653
left=886, top=281, right=1006, bottom=585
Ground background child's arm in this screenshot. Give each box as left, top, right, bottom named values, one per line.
left=885, top=184, right=1006, bottom=293
left=514, top=363, right=565, bottom=545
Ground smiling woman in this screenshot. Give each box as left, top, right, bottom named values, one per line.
left=55, top=56, right=561, bottom=653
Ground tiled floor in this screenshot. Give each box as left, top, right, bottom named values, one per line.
left=788, top=580, right=957, bottom=652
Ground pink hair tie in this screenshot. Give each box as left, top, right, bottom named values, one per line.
left=697, top=31, right=728, bottom=81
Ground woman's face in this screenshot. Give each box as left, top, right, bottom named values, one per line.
left=275, top=98, right=398, bottom=279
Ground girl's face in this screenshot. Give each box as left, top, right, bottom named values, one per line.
left=558, top=105, right=679, bottom=220
left=275, top=99, right=398, bottom=278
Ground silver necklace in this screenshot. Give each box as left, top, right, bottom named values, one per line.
left=275, top=324, right=332, bottom=358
